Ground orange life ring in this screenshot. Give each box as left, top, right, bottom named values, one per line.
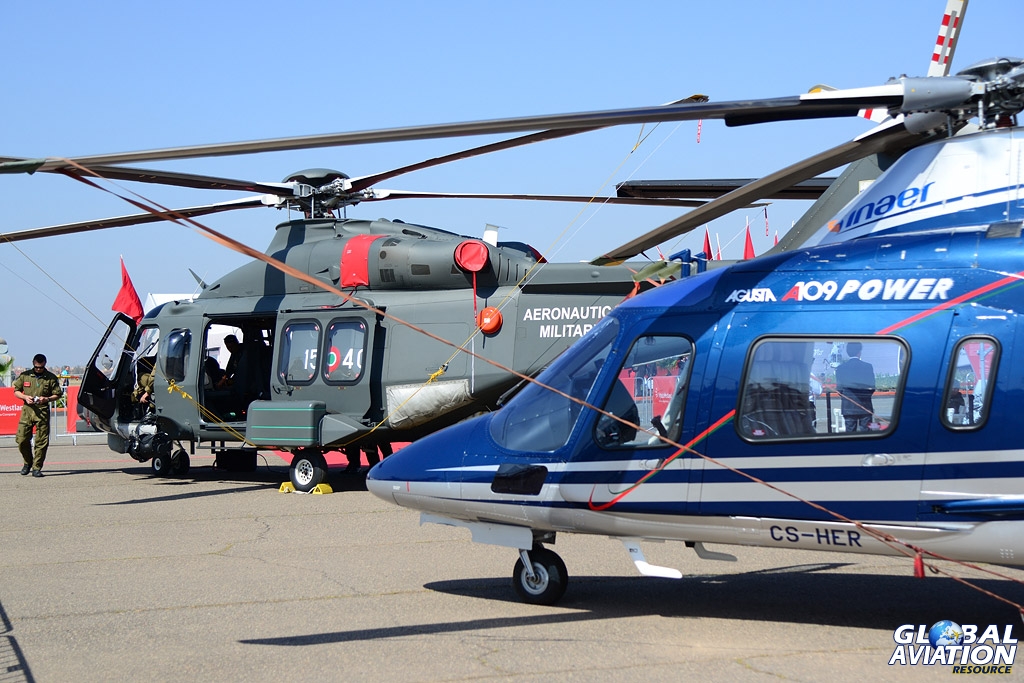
left=478, top=306, right=502, bottom=334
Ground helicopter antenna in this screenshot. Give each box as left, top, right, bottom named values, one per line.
left=188, top=268, right=208, bottom=291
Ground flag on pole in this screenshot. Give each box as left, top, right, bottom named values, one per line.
left=112, top=257, right=144, bottom=324
left=763, top=206, right=770, bottom=237
left=715, top=233, right=722, bottom=261
left=774, top=230, right=779, bottom=246
left=696, top=119, right=703, bottom=144
left=743, top=223, right=756, bottom=259
left=702, top=227, right=713, bottom=260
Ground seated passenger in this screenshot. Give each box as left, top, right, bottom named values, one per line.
left=204, top=356, right=229, bottom=390
left=131, top=357, right=157, bottom=410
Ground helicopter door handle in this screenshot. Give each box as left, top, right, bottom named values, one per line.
left=861, top=453, right=895, bottom=467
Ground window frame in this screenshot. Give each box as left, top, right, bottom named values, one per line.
left=321, top=318, right=368, bottom=386
left=593, top=334, right=695, bottom=450
left=941, top=335, right=999, bottom=431
left=736, top=335, right=909, bottom=443
left=278, top=319, right=322, bottom=387
left=162, top=328, right=192, bottom=383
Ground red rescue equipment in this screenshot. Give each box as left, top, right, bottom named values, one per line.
left=478, top=307, right=503, bottom=335
left=454, top=240, right=490, bottom=272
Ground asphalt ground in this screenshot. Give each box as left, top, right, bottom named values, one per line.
left=1, top=440, right=1023, bottom=682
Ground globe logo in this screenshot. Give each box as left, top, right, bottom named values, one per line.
left=928, top=620, right=964, bottom=647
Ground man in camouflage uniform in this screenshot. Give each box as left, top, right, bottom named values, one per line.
left=13, top=353, right=63, bottom=477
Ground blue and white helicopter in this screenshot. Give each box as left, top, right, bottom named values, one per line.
left=366, top=11, right=1024, bottom=603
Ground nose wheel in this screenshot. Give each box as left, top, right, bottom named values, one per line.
left=151, top=451, right=172, bottom=476
left=512, top=546, right=567, bottom=605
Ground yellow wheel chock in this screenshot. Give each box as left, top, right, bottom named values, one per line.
left=278, top=482, right=333, bottom=494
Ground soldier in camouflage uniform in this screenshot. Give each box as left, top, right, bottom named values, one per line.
left=13, top=353, right=63, bottom=477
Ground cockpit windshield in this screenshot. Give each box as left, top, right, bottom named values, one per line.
left=490, top=316, right=619, bottom=452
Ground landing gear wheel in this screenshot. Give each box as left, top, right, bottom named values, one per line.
left=512, top=547, right=568, bottom=605
left=290, top=452, right=327, bottom=492
left=172, top=450, right=190, bottom=475
left=151, top=452, right=172, bottom=476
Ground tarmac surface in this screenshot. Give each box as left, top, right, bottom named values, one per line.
left=2, top=439, right=1023, bottom=682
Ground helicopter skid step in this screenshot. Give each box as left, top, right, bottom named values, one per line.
left=621, top=538, right=683, bottom=579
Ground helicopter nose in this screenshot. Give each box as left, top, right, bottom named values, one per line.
left=365, top=460, right=397, bottom=501
left=365, top=449, right=422, bottom=502
left=366, top=418, right=485, bottom=506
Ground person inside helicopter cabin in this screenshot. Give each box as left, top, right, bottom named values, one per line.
left=131, top=357, right=157, bottom=410
left=222, top=334, right=242, bottom=383
left=202, top=356, right=232, bottom=418
left=946, top=383, right=966, bottom=423
left=835, top=342, right=875, bottom=432
left=204, top=356, right=228, bottom=390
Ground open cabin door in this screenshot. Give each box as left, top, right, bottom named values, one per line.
left=79, top=313, right=137, bottom=429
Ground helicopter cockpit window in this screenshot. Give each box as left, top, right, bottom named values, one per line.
left=280, top=321, right=321, bottom=385
left=134, top=327, right=160, bottom=364
left=132, top=326, right=160, bottom=385
left=490, top=316, right=619, bottom=453
left=162, top=329, right=191, bottom=383
left=942, top=337, right=998, bottom=430
left=323, top=320, right=367, bottom=384
left=738, top=337, right=907, bottom=441
left=595, top=335, right=693, bottom=449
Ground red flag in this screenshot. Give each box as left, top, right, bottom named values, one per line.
left=743, top=225, right=756, bottom=259
left=702, top=227, right=713, bottom=260
left=774, top=230, right=779, bottom=246
left=112, top=257, right=144, bottom=324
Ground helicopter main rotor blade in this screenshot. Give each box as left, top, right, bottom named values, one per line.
left=0, top=156, right=294, bottom=195
left=0, top=197, right=269, bottom=244
left=592, top=120, right=924, bottom=264
left=616, top=177, right=837, bottom=201
left=2, top=97, right=711, bottom=198
left=346, top=95, right=710, bottom=193
left=361, top=189, right=710, bottom=208
left=6, top=81, right=965, bottom=171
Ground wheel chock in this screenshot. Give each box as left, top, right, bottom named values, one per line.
left=277, top=482, right=333, bottom=494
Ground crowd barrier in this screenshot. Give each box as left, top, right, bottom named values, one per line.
left=0, top=386, right=81, bottom=440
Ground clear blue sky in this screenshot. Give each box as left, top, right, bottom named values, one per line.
left=2, top=0, right=1020, bottom=366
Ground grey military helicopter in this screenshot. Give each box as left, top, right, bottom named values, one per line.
left=1, top=96, right=761, bottom=491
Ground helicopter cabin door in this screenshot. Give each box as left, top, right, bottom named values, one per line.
left=573, top=314, right=716, bottom=515
left=920, top=305, right=1014, bottom=520
left=79, top=313, right=138, bottom=429
left=269, top=313, right=379, bottom=446
left=715, top=308, right=944, bottom=525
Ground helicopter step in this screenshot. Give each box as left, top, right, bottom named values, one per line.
left=245, top=400, right=327, bottom=447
